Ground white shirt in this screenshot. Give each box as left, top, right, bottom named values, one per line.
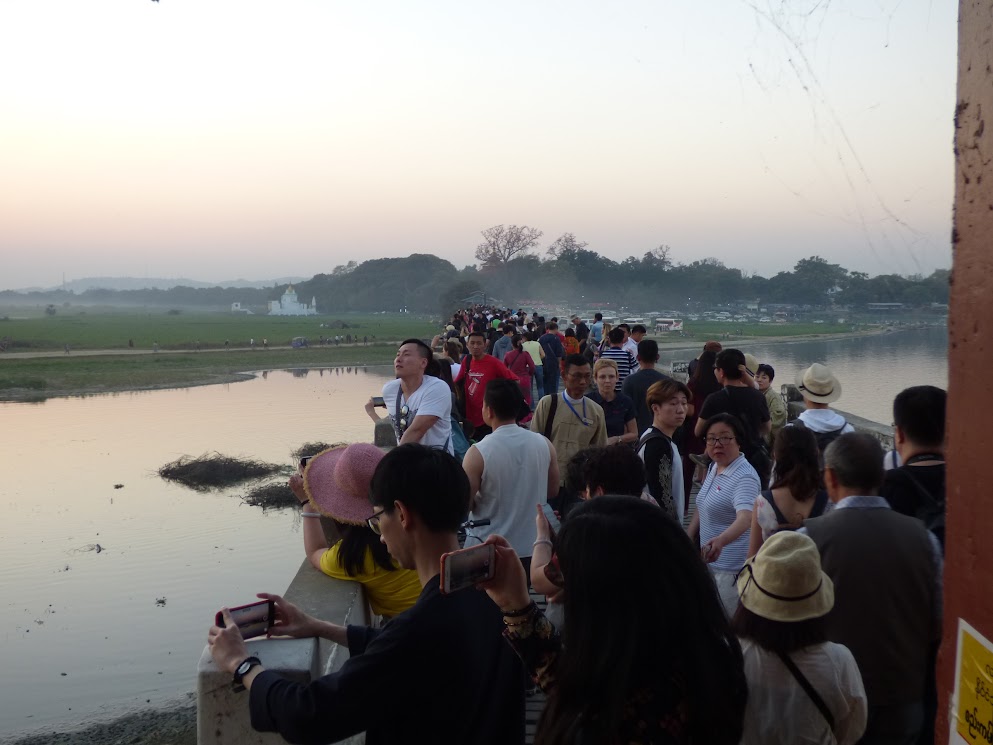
left=739, top=639, right=867, bottom=745
left=797, top=409, right=855, bottom=435
left=468, top=424, right=551, bottom=556
left=382, top=376, right=453, bottom=454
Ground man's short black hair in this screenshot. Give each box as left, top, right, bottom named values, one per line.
left=824, top=433, right=885, bottom=494
left=400, top=338, right=432, bottom=359
left=563, top=354, right=591, bottom=375
left=756, top=363, right=775, bottom=380
left=595, top=312, right=603, bottom=321
left=582, top=446, right=647, bottom=497
left=715, top=349, right=746, bottom=380
left=618, top=323, right=631, bottom=332
left=631, top=324, right=647, bottom=334
left=466, top=329, right=486, bottom=340
left=369, top=444, right=469, bottom=532
left=502, top=324, right=516, bottom=334
left=608, top=327, right=626, bottom=344
left=484, top=379, right=524, bottom=421
left=893, top=385, right=946, bottom=448
left=637, top=339, right=659, bottom=363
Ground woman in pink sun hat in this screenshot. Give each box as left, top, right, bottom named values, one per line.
left=290, top=443, right=420, bottom=618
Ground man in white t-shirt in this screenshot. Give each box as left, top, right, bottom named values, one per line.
left=463, top=380, right=558, bottom=570
left=365, top=339, right=453, bottom=454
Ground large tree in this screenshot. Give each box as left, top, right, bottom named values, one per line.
left=545, top=232, right=589, bottom=258
left=475, top=224, right=543, bottom=266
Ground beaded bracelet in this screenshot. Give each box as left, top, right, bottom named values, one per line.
left=502, top=601, right=536, bottom=618
left=532, top=539, right=553, bottom=549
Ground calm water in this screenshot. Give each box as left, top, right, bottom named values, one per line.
left=659, top=327, right=948, bottom=424
left=0, top=329, right=946, bottom=739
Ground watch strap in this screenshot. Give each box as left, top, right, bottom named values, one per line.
left=231, top=655, right=261, bottom=692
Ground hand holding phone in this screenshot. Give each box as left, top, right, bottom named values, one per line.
left=540, top=503, right=561, bottom=536
left=215, top=599, right=275, bottom=639
left=440, top=543, right=496, bottom=594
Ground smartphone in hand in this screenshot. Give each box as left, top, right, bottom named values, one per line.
left=215, top=599, right=275, bottom=639
left=540, top=503, right=561, bottom=537
left=440, top=543, right=496, bottom=594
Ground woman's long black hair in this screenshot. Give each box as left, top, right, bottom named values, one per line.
left=536, top=496, right=747, bottom=745
left=689, top=349, right=721, bottom=399
left=334, top=520, right=396, bottom=576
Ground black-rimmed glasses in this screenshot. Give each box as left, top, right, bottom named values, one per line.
left=705, top=435, right=736, bottom=446
left=366, top=508, right=386, bottom=535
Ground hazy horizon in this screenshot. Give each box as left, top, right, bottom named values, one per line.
left=0, top=1, right=955, bottom=290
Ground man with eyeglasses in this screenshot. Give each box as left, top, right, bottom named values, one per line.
left=531, top=354, right=607, bottom=507
left=366, top=338, right=453, bottom=453
left=208, top=444, right=526, bottom=745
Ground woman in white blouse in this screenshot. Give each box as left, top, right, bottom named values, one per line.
left=734, top=531, right=867, bottom=745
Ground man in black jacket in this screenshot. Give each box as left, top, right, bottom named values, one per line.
left=208, top=445, right=525, bottom=745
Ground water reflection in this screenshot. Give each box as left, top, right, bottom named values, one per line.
left=0, top=365, right=396, bottom=739
left=0, top=333, right=946, bottom=737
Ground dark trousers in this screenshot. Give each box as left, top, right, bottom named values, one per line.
left=543, top=363, right=559, bottom=397
left=858, top=702, right=923, bottom=745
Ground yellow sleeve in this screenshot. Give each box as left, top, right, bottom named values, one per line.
left=318, top=541, right=352, bottom=580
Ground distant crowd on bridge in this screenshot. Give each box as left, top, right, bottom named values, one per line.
left=208, top=303, right=947, bottom=745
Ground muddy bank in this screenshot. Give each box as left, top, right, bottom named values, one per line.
left=7, top=703, right=195, bottom=745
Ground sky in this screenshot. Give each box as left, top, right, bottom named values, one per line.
left=0, top=0, right=956, bottom=290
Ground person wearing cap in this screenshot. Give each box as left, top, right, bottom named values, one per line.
left=733, top=531, right=867, bottom=744
left=366, top=338, right=453, bottom=453
left=290, top=444, right=421, bottom=618
left=800, top=433, right=942, bottom=745
left=209, top=444, right=526, bottom=745
left=792, top=363, right=854, bottom=450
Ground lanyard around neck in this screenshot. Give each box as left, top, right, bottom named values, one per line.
left=562, top=394, right=591, bottom=426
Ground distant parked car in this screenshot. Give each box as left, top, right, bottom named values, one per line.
left=291, top=337, right=309, bottom=348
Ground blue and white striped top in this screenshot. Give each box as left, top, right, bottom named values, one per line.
left=696, top=454, right=760, bottom=572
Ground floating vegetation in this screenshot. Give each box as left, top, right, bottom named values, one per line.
left=158, top=452, right=285, bottom=490
left=241, top=481, right=298, bottom=510
left=291, top=441, right=344, bottom=460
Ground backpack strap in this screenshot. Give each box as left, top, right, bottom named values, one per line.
left=637, top=427, right=667, bottom=451
left=776, top=651, right=836, bottom=730
left=543, top=393, right=559, bottom=440
left=763, top=489, right=790, bottom=525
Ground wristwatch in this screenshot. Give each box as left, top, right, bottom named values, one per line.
left=231, top=656, right=262, bottom=692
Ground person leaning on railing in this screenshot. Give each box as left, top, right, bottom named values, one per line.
left=291, top=443, right=421, bottom=619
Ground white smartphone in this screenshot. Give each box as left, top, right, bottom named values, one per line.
left=439, top=543, right=496, bottom=594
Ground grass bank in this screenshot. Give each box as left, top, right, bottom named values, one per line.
left=0, top=344, right=399, bottom=402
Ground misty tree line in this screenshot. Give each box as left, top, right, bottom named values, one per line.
left=2, top=225, right=949, bottom=315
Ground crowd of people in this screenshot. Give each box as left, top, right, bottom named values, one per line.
left=207, top=304, right=948, bottom=745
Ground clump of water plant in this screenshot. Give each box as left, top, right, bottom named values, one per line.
left=241, top=481, right=298, bottom=510
left=291, top=442, right=341, bottom=460
left=158, top=452, right=284, bottom=490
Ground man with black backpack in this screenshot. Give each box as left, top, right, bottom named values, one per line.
left=792, top=363, right=854, bottom=453
left=695, top=349, right=773, bottom=487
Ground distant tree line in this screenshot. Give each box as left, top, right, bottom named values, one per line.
left=1, top=228, right=949, bottom=316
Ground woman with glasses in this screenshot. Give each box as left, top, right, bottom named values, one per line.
left=687, top=413, right=760, bottom=616
left=291, top=443, right=421, bottom=619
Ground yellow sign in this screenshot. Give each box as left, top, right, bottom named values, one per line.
left=951, top=619, right=993, bottom=744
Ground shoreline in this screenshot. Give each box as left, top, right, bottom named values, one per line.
left=6, top=701, right=196, bottom=745
left=0, top=328, right=894, bottom=404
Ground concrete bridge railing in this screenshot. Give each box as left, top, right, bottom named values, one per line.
left=781, top=383, right=895, bottom=451
left=196, top=541, right=371, bottom=745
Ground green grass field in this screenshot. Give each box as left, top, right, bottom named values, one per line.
left=0, top=309, right=437, bottom=351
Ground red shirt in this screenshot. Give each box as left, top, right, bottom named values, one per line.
left=454, top=354, right=519, bottom=427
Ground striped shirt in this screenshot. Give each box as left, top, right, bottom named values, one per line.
left=598, top=346, right=637, bottom=391
left=696, top=454, right=760, bottom=572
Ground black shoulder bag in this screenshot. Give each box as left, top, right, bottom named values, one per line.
left=777, top=651, right=835, bottom=730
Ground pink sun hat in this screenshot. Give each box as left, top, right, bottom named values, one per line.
left=303, top=443, right=385, bottom=525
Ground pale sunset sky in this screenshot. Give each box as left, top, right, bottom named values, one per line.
left=0, top=0, right=956, bottom=290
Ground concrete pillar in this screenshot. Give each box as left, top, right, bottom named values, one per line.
left=939, top=4, right=993, bottom=742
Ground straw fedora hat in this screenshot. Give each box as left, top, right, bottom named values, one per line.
left=794, top=363, right=842, bottom=404
left=303, top=443, right=384, bottom=525
left=743, top=353, right=759, bottom=377
left=736, top=531, right=834, bottom=622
